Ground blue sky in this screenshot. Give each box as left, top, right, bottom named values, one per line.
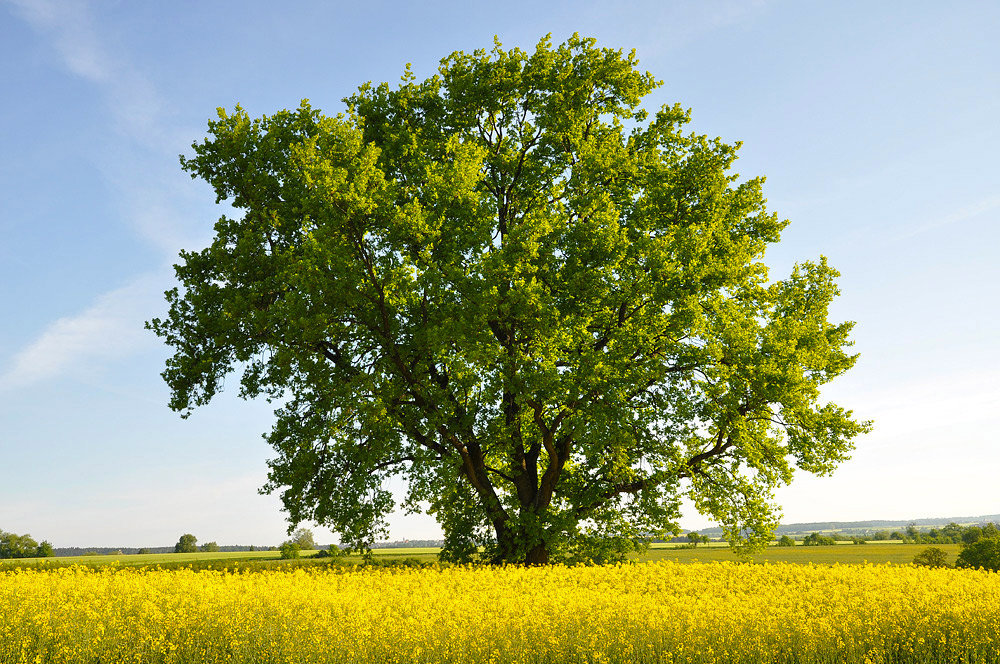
left=1, top=0, right=997, bottom=548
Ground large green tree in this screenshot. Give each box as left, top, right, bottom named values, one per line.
left=149, top=35, right=870, bottom=564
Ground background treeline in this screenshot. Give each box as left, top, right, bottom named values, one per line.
left=788, top=522, right=1000, bottom=547
left=48, top=545, right=276, bottom=557
left=871, top=522, right=1000, bottom=545
left=697, top=514, right=1000, bottom=537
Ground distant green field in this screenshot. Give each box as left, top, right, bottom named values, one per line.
left=0, top=546, right=442, bottom=568
left=2, top=542, right=962, bottom=568
left=638, top=542, right=963, bottom=566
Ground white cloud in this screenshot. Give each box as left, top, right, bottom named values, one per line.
left=0, top=273, right=165, bottom=389
left=7, top=0, right=183, bottom=151
left=7, top=0, right=200, bottom=260
left=6, top=0, right=112, bottom=82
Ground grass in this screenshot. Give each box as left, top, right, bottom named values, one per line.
left=0, top=545, right=443, bottom=571
left=638, top=541, right=963, bottom=566
left=1, top=542, right=962, bottom=570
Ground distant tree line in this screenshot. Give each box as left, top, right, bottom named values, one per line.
left=0, top=529, right=54, bottom=559
left=372, top=539, right=445, bottom=549
left=781, top=522, right=1000, bottom=547
left=912, top=523, right=1000, bottom=572
left=46, top=545, right=274, bottom=557
left=887, top=522, right=1000, bottom=545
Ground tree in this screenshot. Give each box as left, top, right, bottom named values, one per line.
left=0, top=530, right=39, bottom=559
left=912, top=547, right=949, bottom=568
left=290, top=527, right=317, bottom=551
left=35, top=541, right=54, bottom=558
left=148, top=34, right=870, bottom=565
left=200, top=541, right=220, bottom=552
left=962, top=526, right=983, bottom=545
left=279, top=542, right=301, bottom=559
left=803, top=533, right=836, bottom=546
left=956, top=532, right=1000, bottom=572
left=174, top=534, right=198, bottom=553
left=686, top=532, right=708, bottom=548
left=777, top=535, right=795, bottom=547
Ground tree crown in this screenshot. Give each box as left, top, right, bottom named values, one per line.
left=149, top=34, right=870, bottom=563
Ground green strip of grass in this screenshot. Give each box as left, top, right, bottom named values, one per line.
left=2, top=542, right=962, bottom=570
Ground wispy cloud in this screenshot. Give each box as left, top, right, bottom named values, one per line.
left=895, top=194, right=1000, bottom=242
left=0, top=273, right=165, bottom=390
left=586, top=0, right=773, bottom=59
left=7, top=0, right=112, bottom=82
left=7, top=0, right=215, bottom=258
left=2, top=0, right=211, bottom=386
left=5, top=0, right=181, bottom=151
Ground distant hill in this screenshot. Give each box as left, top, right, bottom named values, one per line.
left=695, top=514, right=1000, bottom=537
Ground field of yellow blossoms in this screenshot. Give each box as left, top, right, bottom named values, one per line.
left=2, top=561, right=999, bottom=663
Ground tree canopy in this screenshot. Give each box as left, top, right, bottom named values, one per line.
left=148, top=34, right=870, bottom=564
left=0, top=530, right=49, bottom=559
left=174, top=534, right=198, bottom=554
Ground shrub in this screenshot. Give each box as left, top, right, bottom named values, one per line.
left=777, top=535, right=795, bottom=547
left=802, top=533, right=836, bottom=546
left=279, top=542, right=301, bottom=560
left=913, top=547, right=949, bottom=568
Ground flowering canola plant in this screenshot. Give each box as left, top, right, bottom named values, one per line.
left=2, top=561, right=999, bottom=663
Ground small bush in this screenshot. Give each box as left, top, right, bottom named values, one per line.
left=279, top=542, right=301, bottom=560
left=913, top=547, right=949, bottom=568
left=802, top=533, right=836, bottom=546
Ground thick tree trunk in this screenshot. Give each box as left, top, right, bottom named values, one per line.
left=524, top=542, right=550, bottom=565
left=491, top=517, right=551, bottom=565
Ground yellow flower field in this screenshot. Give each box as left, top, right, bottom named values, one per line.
left=2, top=561, right=999, bottom=663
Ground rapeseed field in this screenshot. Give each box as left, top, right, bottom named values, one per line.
left=2, top=561, right=998, bottom=663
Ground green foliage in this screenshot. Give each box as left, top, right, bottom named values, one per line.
left=777, top=535, right=795, bottom=547
left=956, top=536, right=1000, bottom=572
left=174, top=534, right=198, bottom=554
left=686, top=532, right=710, bottom=548
left=802, top=533, right=836, bottom=546
left=912, top=547, right=949, bottom=568
left=0, top=530, right=40, bottom=559
left=314, top=544, right=343, bottom=559
left=279, top=542, right=301, bottom=559
left=290, top=528, right=317, bottom=551
left=35, top=541, right=54, bottom=557
left=200, top=541, right=220, bottom=552
left=149, top=34, right=870, bottom=564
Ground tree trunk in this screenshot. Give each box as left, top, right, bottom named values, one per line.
left=524, top=542, right=550, bottom=565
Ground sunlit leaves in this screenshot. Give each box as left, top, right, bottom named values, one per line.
left=149, top=34, right=869, bottom=562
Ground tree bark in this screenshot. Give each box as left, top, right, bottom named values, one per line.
left=524, top=542, right=550, bottom=565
